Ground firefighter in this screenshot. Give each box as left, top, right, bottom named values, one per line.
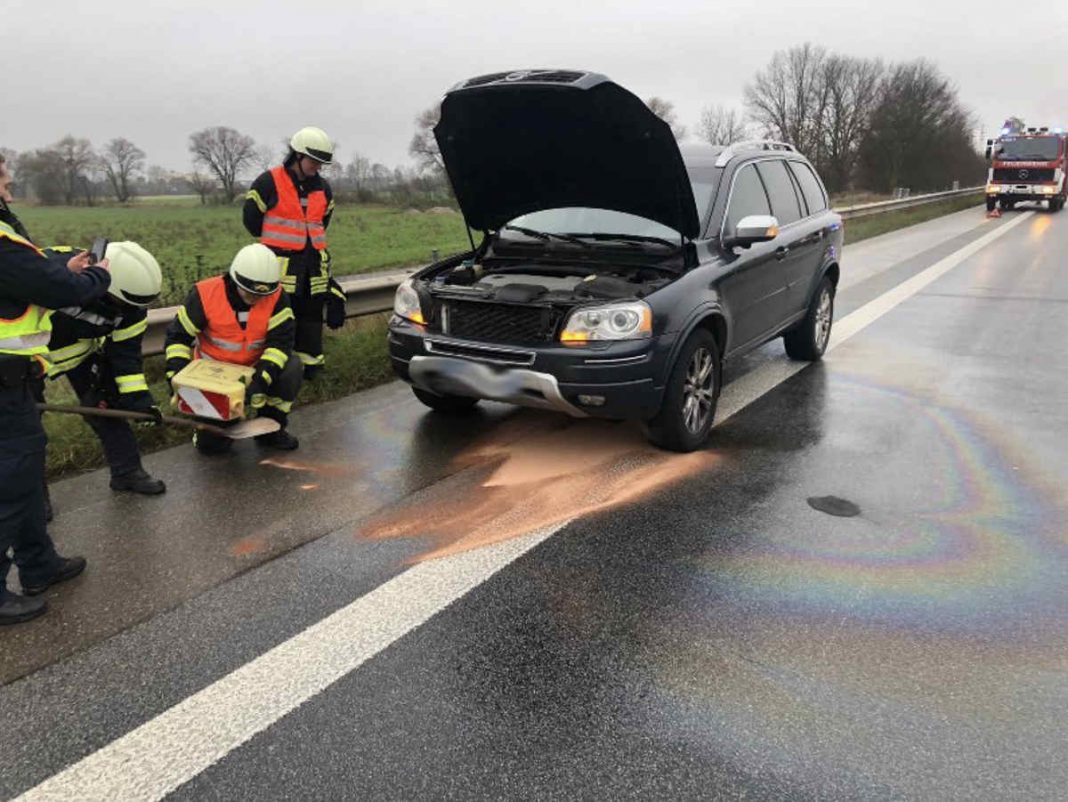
left=0, top=153, right=110, bottom=625
left=242, top=126, right=346, bottom=379
left=163, top=243, right=301, bottom=455
left=44, top=241, right=167, bottom=497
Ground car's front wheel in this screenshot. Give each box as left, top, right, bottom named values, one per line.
left=412, top=386, right=480, bottom=413
left=643, top=329, right=720, bottom=453
left=784, top=277, right=834, bottom=361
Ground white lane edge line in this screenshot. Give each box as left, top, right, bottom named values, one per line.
left=14, top=210, right=1033, bottom=802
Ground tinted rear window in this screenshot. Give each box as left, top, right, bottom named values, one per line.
left=788, top=161, right=828, bottom=214
left=755, top=160, right=802, bottom=225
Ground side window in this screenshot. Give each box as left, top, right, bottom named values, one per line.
left=755, top=160, right=803, bottom=225
left=788, top=161, right=829, bottom=215
left=724, top=164, right=771, bottom=235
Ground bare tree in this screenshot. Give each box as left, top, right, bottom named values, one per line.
left=698, top=105, right=748, bottom=145
left=819, top=56, right=884, bottom=193
left=188, top=126, right=256, bottom=202
left=16, top=149, right=66, bottom=205
left=54, top=135, right=96, bottom=205
left=344, top=153, right=373, bottom=199
left=253, top=144, right=277, bottom=174
left=101, top=137, right=145, bottom=203
left=744, top=43, right=830, bottom=163
left=187, top=171, right=217, bottom=205
left=409, top=105, right=444, bottom=175
left=645, top=97, right=687, bottom=141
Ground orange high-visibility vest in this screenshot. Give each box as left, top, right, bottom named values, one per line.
left=194, top=276, right=279, bottom=366
left=259, top=165, right=327, bottom=252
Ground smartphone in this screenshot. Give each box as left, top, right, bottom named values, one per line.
left=89, top=237, right=109, bottom=264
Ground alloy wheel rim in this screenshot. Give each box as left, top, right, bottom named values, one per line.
left=682, top=347, right=716, bottom=433
left=814, top=289, right=832, bottom=351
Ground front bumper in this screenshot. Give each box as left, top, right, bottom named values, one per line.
left=389, top=319, right=669, bottom=420
left=988, top=183, right=1062, bottom=201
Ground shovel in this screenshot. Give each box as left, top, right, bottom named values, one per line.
left=36, top=403, right=281, bottom=439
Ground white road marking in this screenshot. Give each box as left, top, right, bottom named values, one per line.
left=15, top=211, right=1034, bottom=802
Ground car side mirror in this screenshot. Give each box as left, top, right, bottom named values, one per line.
left=725, top=215, right=780, bottom=249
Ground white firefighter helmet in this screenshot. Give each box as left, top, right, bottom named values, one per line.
left=289, top=126, right=334, bottom=164
left=105, top=241, right=162, bottom=307
left=229, top=243, right=281, bottom=295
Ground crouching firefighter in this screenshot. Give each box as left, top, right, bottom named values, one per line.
left=163, top=243, right=302, bottom=454
left=44, top=242, right=167, bottom=496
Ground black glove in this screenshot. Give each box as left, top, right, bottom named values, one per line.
left=326, top=295, right=346, bottom=329
left=244, top=376, right=268, bottom=414
left=135, top=405, right=164, bottom=428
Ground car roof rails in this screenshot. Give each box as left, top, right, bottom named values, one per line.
left=714, top=140, right=797, bottom=167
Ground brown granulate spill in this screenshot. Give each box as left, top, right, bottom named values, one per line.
left=259, top=457, right=359, bottom=478
left=231, top=535, right=267, bottom=557
left=359, top=420, right=717, bottom=562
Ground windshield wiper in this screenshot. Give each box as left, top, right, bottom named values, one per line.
left=566, top=232, right=682, bottom=249
left=502, top=225, right=592, bottom=248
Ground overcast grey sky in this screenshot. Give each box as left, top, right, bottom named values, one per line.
left=4, top=0, right=1067, bottom=173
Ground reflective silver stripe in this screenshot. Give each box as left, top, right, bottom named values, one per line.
left=262, top=231, right=307, bottom=245
left=262, top=216, right=306, bottom=231
left=249, top=339, right=266, bottom=350
left=55, top=307, right=113, bottom=326
left=0, top=332, right=51, bottom=350
left=202, top=334, right=243, bottom=352
left=237, top=311, right=250, bottom=323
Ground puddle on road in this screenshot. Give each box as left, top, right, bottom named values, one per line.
left=358, top=420, right=717, bottom=561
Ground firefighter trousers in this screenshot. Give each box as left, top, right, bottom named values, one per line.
left=0, top=377, right=61, bottom=597
left=66, top=358, right=144, bottom=478
left=292, top=294, right=326, bottom=371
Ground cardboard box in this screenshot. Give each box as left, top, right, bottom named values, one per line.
left=171, top=360, right=255, bottom=421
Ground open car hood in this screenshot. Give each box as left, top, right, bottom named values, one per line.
left=434, top=70, right=700, bottom=240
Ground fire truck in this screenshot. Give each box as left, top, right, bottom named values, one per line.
left=985, top=120, right=1067, bottom=212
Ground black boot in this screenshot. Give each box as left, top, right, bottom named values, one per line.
left=0, top=591, right=48, bottom=625
left=110, top=468, right=167, bottom=495
left=255, top=428, right=300, bottom=451
left=193, top=429, right=233, bottom=456
left=21, top=556, right=87, bottom=596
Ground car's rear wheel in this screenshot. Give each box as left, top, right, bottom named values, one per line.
left=643, top=329, right=720, bottom=453
left=784, top=277, right=834, bottom=361
left=412, top=386, right=480, bottom=413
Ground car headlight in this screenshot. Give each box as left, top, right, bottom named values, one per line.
left=393, top=278, right=425, bottom=325
left=560, top=301, right=653, bottom=344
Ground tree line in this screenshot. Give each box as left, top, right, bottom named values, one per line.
left=4, top=128, right=453, bottom=209
left=6, top=46, right=985, bottom=208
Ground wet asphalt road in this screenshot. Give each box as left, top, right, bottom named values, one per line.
left=3, top=205, right=1068, bottom=800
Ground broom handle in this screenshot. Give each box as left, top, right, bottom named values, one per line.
left=36, top=403, right=230, bottom=436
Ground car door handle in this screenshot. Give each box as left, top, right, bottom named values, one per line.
left=775, top=246, right=790, bottom=260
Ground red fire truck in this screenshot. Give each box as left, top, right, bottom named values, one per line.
left=985, top=120, right=1067, bottom=212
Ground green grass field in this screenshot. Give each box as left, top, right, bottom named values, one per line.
left=19, top=203, right=472, bottom=305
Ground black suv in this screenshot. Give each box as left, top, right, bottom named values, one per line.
left=388, top=70, right=842, bottom=451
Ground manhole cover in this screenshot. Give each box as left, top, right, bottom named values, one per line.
left=806, top=496, right=861, bottom=517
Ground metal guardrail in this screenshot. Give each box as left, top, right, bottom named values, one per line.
left=835, top=186, right=983, bottom=220
left=139, top=187, right=985, bottom=356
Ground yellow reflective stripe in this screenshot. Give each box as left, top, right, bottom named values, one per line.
left=278, top=257, right=290, bottom=276
left=260, top=370, right=273, bottom=386
left=166, top=370, right=176, bottom=379
left=295, top=351, right=324, bottom=366
left=249, top=393, right=267, bottom=409
left=330, top=286, right=346, bottom=301
left=281, top=276, right=297, bottom=292
left=268, top=307, right=295, bottom=330
left=166, top=343, right=193, bottom=361
left=46, top=245, right=75, bottom=253
left=177, top=306, right=200, bottom=336
left=115, top=373, right=149, bottom=394
left=326, top=199, right=335, bottom=213
left=111, top=318, right=148, bottom=342
left=261, top=347, right=287, bottom=369
left=246, top=189, right=267, bottom=213
left=49, top=340, right=95, bottom=362
left=266, top=397, right=293, bottom=413
left=0, top=222, right=44, bottom=255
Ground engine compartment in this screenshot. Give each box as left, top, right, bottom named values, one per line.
left=425, top=261, right=672, bottom=305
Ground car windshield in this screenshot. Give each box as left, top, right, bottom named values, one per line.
left=500, top=180, right=717, bottom=242
left=997, top=136, right=1061, bottom=161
